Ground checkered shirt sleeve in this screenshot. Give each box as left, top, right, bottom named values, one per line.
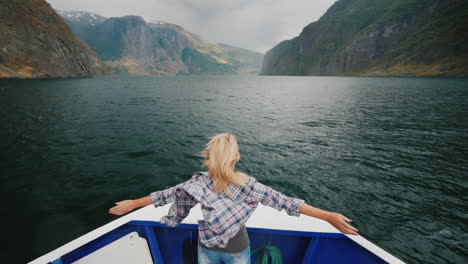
left=249, top=177, right=305, bottom=216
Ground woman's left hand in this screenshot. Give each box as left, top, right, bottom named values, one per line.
left=108, top=200, right=137, bottom=215
left=325, top=212, right=359, bottom=235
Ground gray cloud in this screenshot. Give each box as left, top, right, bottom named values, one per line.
left=46, top=0, right=336, bottom=53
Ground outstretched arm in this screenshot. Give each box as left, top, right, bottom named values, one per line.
left=108, top=196, right=152, bottom=216
left=109, top=174, right=200, bottom=216
left=299, top=203, right=359, bottom=235
left=250, top=178, right=359, bottom=235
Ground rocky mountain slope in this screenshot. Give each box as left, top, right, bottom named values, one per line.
left=59, top=11, right=263, bottom=75
left=261, top=0, right=468, bottom=77
left=0, top=0, right=108, bottom=78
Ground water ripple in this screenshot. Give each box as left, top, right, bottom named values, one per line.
left=0, top=76, right=467, bottom=264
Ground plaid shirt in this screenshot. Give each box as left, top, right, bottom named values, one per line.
left=150, top=171, right=305, bottom=248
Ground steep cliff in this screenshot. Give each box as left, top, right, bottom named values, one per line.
left=0, top=0, right=108, bottom=78
left=59, top=11, right=263, bottom=75
left=261, top=0, right=468, bottom=77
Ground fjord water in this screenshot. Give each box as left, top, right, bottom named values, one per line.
left=1, top=76, right=467, bottom=263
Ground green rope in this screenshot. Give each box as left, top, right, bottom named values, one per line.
left=251, top=244, right=283, bottom=264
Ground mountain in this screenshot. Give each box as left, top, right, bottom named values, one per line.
left=261, top=0, right=468, bottom=77
left=58, top=10, right=106, bottom=26
left=0, top=0, right=108, bottom=78
left=58, top=11, right=263, bottom=75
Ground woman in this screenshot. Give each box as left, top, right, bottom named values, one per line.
left=109, top=133, right=359, bottom=264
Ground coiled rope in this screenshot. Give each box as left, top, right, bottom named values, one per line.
left=251, top=244, right=283, bottom=264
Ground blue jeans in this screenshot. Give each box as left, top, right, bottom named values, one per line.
left=197, top=244, right=251, bottom=264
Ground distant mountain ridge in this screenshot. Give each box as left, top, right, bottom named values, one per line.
left=58, top=11, right=263, bottom=75
left=0, top=0, right=108, bottom=78
left=261, top=0, right=468, bottom=77
left=57, top=10, right=106, bottom=26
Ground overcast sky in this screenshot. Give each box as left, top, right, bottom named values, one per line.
left=46, top=0, right=337, bottom=53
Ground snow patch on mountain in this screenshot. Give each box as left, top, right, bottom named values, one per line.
left=57, top=10, right=106, bottom=26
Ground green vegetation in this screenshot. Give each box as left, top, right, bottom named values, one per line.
left=218, top=44, right=263, bottom=69
left=0, top=0, right=107, bottom=78
left=181, top=48, right=236, bottom=73
left=262, top=0, right=468, bottom=76
left=59, top=12, right=263, bottom=75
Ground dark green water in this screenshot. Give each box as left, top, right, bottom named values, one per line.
left=0, top=76, right=467, bottom=264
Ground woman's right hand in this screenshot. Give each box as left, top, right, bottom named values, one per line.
left=108, top=200, right=137, bottom=215
left=325, top=212, right=359, bottom=235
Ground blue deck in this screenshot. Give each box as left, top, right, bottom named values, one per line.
left=51, top=221, right=387, bottom=264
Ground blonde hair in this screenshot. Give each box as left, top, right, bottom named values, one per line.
left=199, top=133, right=248, bottom=196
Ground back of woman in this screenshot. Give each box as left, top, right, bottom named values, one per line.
left=109, top=133, right=359, bottom=264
